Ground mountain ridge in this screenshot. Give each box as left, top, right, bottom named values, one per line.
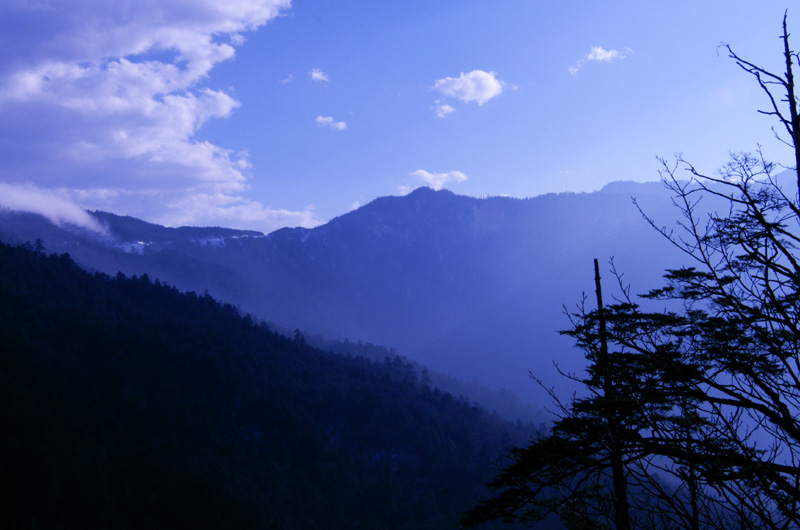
left=0, top=182, right=683, bottom=407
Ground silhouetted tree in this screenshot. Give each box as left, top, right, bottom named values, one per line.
left=465, top=11, right=800, bottom=530
left=463, top=260, right=724, bottom=530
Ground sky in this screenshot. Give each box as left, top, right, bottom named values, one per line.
left=0, top=1, right=796, bottom=233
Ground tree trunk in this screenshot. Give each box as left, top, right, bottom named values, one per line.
left=594, top=258, right=631, bottom=530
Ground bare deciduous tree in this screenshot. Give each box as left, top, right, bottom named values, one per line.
left=463, top=11, right=800, bottom=530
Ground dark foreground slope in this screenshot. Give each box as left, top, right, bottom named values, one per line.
left=0, top=243, right=535, bottom=530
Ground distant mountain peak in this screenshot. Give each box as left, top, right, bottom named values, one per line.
left=598, top=180, right=668, bottom=195
left=405, top=186, right=455, bottom=197
left=0, top=180, right=685, bottom=407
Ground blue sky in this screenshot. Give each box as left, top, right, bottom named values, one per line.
left=0, top=1, right=795, bottom=232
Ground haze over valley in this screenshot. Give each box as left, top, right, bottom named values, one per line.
left=0, top=181, right=686, bottom=409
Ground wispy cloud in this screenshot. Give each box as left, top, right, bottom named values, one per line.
left=433, top=70, right=504, bottom=105
left=310, top=68, right=329, bottom=82
left=161, top=192, right=322, bottom=232
left=569, top=46, right=632, bottom=76
left=0, top=0, right=321, bottom=232
left=409, top=169, right=468, bottom=190
left=316, top=115, right=347, bottom=130
left=0, top=182, right=107, bottom=233
left=433, top=101, right=455, bottom=118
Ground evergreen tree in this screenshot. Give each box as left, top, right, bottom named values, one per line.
left=465, top=11, right=800, bottom=530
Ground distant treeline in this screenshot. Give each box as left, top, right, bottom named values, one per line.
left=0, top=242, right=537, bottom=529
left=304, top=334, right=548, bottom=424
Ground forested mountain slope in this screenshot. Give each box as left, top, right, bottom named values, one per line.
left=0, top=183, right=683, bottom=405
left=0, top=243, right=536, bottom=530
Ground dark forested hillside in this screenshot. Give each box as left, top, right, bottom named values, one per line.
left=0, top=183, right=684, bottom=408
left=0, top=242, right=536, bottom=529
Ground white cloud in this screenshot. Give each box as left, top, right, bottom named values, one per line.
left=316, top=115, right=347, bottom=130
left=409, top=169, right=468, bottom=190
left=0, top=182, right=107, bottom=233
left=434, top=102, right=455, bottom=118
left=569, top=46, right=631, bottom=76
left=159, top=191, right=321, bottom=232
left=310, top=68, right=329, bottom=82
left=588, top=47, right=622, bottom=62
left=279, top=74, right=295, bottom=84
left=0, top=0, right=316, bottom=232
left=57, top=184, right=322, bottom=233
left=433, top=70, right=504, bottom=105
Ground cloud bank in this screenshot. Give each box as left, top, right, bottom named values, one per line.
left=569, top=46, right=631, bottom=76
left=0, top=0, right=320, bottom=232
